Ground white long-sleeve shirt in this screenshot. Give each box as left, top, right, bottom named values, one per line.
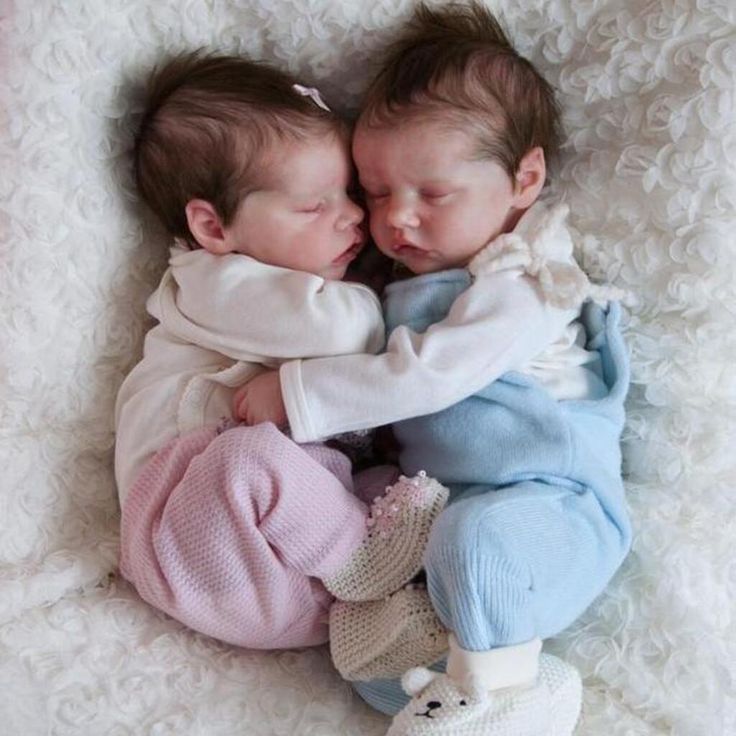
left=280, top=202, right=609, bottom=443
left=114, top=246, right=384, bottom=504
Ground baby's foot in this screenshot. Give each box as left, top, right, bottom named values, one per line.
left=330, top=584, right=448, bottom=681
left=323, top=471, right=449, bottom=602
left=386, top=653, right=581, bottom=736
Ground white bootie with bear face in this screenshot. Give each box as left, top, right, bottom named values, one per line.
left=386, top=638, right=581, bottom=736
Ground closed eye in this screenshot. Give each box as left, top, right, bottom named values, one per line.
left=421, top=190, right=451, bottom=201
left=296, top=201, right=325, bottom=214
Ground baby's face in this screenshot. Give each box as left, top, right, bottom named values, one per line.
left=222, top=133, right=364, bottom=280
left=353, top=118, right=524, bottom=274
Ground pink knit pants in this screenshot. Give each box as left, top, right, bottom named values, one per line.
left=120, top=423, right=396, bottom=649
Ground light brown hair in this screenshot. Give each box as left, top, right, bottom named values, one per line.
left=359, top=1, right=562, bottom=179
left=134, top=51, right=345, bottom=247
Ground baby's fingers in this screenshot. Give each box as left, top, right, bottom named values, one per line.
left=232, top=385, right=249, bottom=419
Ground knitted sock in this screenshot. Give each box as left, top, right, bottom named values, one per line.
left=446, top=634, right=542, bottom=693
left=330, top=585, right=448, bottom=681
left=323, top=472, right=449, bottom=602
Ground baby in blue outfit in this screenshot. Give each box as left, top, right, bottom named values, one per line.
left=236, top=3, right=631, bottom=733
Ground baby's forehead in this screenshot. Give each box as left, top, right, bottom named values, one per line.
left=261, top=133, right=353, bottom=193
left=352, top=116, right=489, bottom=176
left=355, top=109, right=490, bottom=152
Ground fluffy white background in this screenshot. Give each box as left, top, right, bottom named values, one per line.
left=1, top=0, right=734, bottom=734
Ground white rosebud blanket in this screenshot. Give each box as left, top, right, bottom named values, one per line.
left=1, top=1, right=734, bottom=734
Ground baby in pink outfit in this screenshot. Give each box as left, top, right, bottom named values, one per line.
left=115, top=52, right=447, bottom=649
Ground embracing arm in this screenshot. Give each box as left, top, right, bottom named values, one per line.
left=279, top=268, right=578, bottom=442
left=156, top=252, right=385, bottom=362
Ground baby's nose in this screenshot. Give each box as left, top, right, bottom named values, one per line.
left=386, top=196, right=419, bottom=229
left=339, top=199, right=364, bottom=228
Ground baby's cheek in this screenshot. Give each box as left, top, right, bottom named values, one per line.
left=461, top=209, right=496, bottom=246
left=366, top=208, right=384, bottom=231
left=369, top=218, right=390, bottom=249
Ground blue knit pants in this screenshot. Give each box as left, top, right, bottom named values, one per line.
left=355, top=270, right=631, bottom=715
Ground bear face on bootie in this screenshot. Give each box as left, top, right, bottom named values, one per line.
left=386, top=654, right=581, bottom=736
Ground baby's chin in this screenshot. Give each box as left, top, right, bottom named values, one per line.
left=392, top=254, right=451, bottom=276
left=379, top=245, right=463, bottom=276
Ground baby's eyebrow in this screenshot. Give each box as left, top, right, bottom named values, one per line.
left=422, top=178, right=455, bottom=186
left=288, top=173, right=351, bottom=195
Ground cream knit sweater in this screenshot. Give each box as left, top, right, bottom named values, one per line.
left=114, top=247, right=384, bottom=504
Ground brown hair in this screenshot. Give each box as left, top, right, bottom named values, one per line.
left=134, top=51, right=345, bottom=247
left=359, top=1, right=561, bottom=179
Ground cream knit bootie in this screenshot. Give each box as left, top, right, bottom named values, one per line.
left=386, top=641, right=581, bottom=736
left=330, top=585, right=449, bottom=681
left=323, top=471, right=449, bottom=602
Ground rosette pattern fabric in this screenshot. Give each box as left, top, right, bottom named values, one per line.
left=1, top=1, right=734, bottom=734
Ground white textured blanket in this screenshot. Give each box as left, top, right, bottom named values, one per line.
left=1, top=1, right=734, bottom=734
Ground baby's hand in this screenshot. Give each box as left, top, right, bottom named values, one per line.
left=232, top=370, right=288, bottom=428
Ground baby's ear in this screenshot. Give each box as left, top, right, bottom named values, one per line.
left=513, top=146, right=546, bottom=209
left=401, top=667, right=437, bottom=696
left=185, top=199, right=231, bottom=255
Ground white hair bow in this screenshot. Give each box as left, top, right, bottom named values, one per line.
left=292, top=83, right=331, bottom=111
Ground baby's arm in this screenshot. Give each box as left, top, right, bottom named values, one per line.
left=159, top=254, right=385, bottom=362
left=277, top=268, right=578, bottom=443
